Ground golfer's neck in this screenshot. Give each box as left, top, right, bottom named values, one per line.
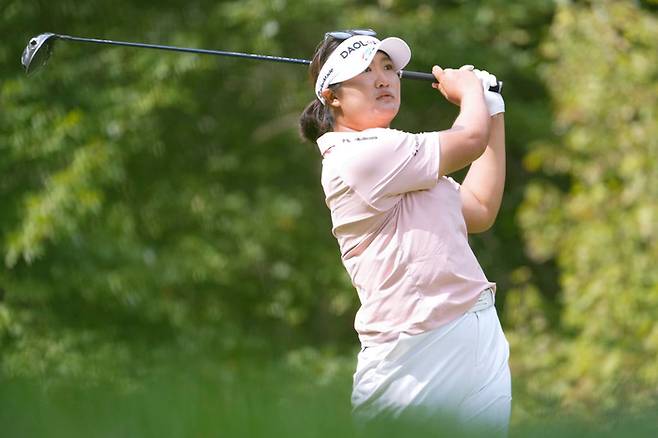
left=333, top=117, right=390, bottom=133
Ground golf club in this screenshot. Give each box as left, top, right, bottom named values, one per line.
left=21, top=33, right=502, bottom=93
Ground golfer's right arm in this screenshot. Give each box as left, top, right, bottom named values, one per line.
left=433, top=66, right=490, bottom=176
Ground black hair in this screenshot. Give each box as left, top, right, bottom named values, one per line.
left=298, top=37, right=344, bottom=143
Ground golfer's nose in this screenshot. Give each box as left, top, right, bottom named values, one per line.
left=375, top=70, right=390, bottom=88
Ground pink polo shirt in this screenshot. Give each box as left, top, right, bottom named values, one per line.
left=317, top=127, right=495, bottom=347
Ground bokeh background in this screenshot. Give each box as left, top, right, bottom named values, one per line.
left=1, top=0, right=657, bottom=436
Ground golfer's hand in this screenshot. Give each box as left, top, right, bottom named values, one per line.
left=431, top=65, right=483, bottom=106
left=464, top=65, right=505, bottom=116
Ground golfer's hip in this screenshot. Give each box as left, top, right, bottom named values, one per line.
left=351, top=288, right=509, bottom=420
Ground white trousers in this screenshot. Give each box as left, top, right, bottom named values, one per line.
left=351, top=290, right=511, bottom=435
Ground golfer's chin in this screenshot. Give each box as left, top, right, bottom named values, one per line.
left=369, top=105, right=399, bottom=128
left=336, top=104, right=399, bottom=131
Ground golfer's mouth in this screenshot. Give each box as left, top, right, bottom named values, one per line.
left=376, top=92, right=395, bottom=100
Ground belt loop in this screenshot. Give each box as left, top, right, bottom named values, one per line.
left=468, top=288, right=494, bottom=313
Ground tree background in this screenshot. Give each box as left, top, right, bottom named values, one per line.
left=1, top=0, right=657, bottom=429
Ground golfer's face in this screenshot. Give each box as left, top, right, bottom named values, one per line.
left=334, top=51, right=401, bottom=130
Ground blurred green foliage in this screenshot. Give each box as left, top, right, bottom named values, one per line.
left=1, top=0, right=656, bottom=431
left=512, top=0, right=658, bottom=419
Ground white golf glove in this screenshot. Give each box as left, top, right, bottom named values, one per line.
left=461, top=65, right=505, bottom=116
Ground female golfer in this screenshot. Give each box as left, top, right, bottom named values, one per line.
left=299, top=29, right=509, bottom=434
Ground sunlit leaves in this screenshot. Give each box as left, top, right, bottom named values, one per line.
left=516, top=0, right=658, bottom=415
left=5, top=142, right=112, bottom=267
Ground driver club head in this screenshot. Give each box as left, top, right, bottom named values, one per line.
left=22, top=33, right=57, bottom=74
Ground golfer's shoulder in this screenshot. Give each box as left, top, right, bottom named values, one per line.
left=321, top=129, right=421, bottom=176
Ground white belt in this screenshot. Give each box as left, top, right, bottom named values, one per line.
left=468, top=288, right=495, bottom=313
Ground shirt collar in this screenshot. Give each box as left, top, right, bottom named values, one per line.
left=316, top=132, right=336, bottom=156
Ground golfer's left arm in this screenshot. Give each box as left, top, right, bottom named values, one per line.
left=460, top=113, right=506, bottom=233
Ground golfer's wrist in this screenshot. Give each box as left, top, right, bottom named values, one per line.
left=460, top=89, right=487, bottom=112
left=458, top=87, right=483, bottom=105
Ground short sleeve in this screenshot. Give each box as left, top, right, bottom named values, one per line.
left=445, top=176, right=461, bottom=191
left=337, top=129, right=440, bottom=211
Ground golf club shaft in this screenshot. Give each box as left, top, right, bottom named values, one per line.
left=53, top=34, right=502, bottom=92
left=55, top=34, right=310, bottom=65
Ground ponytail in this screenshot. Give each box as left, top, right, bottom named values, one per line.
left=298, top=36, right=344, bottom=144
left=299, top=97, right=335, bottom=143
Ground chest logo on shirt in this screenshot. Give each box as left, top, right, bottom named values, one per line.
left=341, top=136, right=378, bottom=143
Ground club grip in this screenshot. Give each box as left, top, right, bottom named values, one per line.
left=400, top=70, right=503, bottom=94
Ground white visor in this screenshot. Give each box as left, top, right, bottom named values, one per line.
left=315, top=35, right=411, bottom=104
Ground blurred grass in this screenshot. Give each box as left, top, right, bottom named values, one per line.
left=1, top=354, right=657, bottom=438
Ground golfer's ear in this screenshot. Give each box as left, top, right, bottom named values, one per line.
left=322, top=89, right=340, bottom=108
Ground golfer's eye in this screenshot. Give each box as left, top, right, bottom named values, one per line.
left=384, top=63, right=394, bottom=70
left=364, top=66, right=372, bottom=73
